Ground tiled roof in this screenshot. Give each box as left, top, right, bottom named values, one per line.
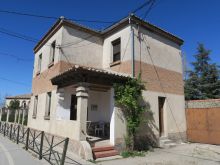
left=6, top=94, right=31, bottom=99
left=34, top=14, right=184, bottom=53
left=52, top=64, right=131, bottom=80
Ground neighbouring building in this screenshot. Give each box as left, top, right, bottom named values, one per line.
left=2, top=94, right=31, bottom=124
left=28, top=14, right=186, bottom=159
left=5, top=94, right=31, bottom=109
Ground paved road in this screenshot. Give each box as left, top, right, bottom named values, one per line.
left=0, top=134, right=49, bottom=165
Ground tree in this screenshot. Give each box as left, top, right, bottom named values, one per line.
left=7, top=99, right=20, bottom=122
left=185, top=43, right=220, bottom=100
left=113, top=75, right=146, bottom=151
left=8, top=99, right=20, bottom=111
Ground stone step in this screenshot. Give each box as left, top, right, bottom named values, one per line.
left=161, top=139, right=173, bottom=144
left=92, top=146, right=115, bottom=152
left=94, top=150, right=119, bottom=159
left=159, top=138, right=177, bottom=148
left=92, top=145, right=119, bottom=159
left=163, top=143, right=176, bottom=149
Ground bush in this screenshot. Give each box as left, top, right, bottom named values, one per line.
left=120, top=151, right=146, bottom=158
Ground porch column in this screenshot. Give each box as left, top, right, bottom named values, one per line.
left=76, top=84, right=89, bottom=141
left=6, top=109, right=10, bottom=122
left=18, top=109, right=21, bottom=124
left=110, top=88, right=115, bottom=145
left=22, top=109, right=25, bottom=125
left=14, top=110, right=18, bottom=123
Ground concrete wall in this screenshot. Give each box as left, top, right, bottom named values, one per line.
left=103, top=25, right=131, bottom=69
left=28, top=89, right=80, bottom=139
left=186, top=99, right=220, bottom=108
left=33, top=27, right=63, bottom=77
left=28, top=85, right=112, bottom=140
left=133, top=25, right=182, bottom=73
left=141, top=90, right=186, bottom=141
left=60, top=26, right=103, bottom=68
left=104, top=24, right=186, bottom=143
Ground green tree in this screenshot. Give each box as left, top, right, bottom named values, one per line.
left=113, top=75, right=146, bottom=151
left=185, top=43, right=220, bottom=100
left=7, top=99, right=20, bottom=122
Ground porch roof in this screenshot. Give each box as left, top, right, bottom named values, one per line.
left=51, top=65, right=131, bottom=88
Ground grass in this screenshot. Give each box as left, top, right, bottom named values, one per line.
left=88, top=159, right=96, bottom=164
left=120, top=150, right=146, bottom=158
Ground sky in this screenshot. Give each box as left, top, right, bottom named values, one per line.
left=0, top=0, right=220, bottom=97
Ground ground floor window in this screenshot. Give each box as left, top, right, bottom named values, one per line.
left=33, top=96, right=38, bottom=118
left=45, top=92, right=52, bottom=119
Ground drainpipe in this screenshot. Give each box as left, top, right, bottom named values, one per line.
left=129, top=14, right=135, bottom=78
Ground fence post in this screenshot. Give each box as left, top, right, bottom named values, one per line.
left=48, top=136, right=54, bottom=161
left=25, top=127, right=30, bottom=150
left=3, top=122, right=6, bottom=136
left=33, top=130, right=35, bottom=149
left=16, top=125, right=20, bottom=144
left=60, top=138, right=69, bottom=165
left=9, top=124, right=12, bottom=139
left=39, top=131, right=44, bottom=160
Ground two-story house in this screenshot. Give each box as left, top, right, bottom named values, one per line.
left=28, top=14, right=186, bottom=159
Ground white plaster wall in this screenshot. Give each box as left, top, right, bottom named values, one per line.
left=87, top=90, right=110, bottom=122
left=28, top=89, right=79, bottom=139
left=134, top=26, right=183, bottom=73
left=28, top=85, right=112, bottom=140
left=56, top=86, right=111, bottom=122
left=142, top=90, right=186, bottom=137
left=60, top=26, right=103, bottom=68
left=56, top=86, right=75, bottom=120
left=102, top=25, right=132, bottom=68
left=33, top=27, right=64, bottom=77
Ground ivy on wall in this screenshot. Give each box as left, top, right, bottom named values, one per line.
left=113, top=75, right=146, bottom=151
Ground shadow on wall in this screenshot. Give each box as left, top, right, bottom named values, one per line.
left=134, top=101, right=159, bottom=150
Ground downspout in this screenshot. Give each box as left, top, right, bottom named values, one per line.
left=129, top=14, right=135, bottom=78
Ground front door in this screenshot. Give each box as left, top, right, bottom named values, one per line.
left=70, top=95, right=77, bottom=120
left=158, top=97, right=165, bottom=137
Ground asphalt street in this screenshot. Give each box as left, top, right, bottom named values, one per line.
left=0, top=134, right=49, bottom=165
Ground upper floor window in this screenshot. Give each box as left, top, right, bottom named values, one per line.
left=49, top=41, right=56, bottom=66
left=45, top=92, right=52, bottom=119
left=37, top=54, right=42, bottom=73
left=112, top=38, right=121, bottom=62
left=33, top=96, right=38, bottom=118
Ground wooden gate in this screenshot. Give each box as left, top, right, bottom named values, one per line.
left=186, top=107, right=220, bottom=144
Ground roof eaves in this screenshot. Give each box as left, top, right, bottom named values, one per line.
left=131, top=15, right=184, bottom=45
left=51, top=65, right=131, bottom=82
left=6, top=94, right=31, bottom=99
left=33, top=18, right=102, bottom=54
left=34, top=18, right=63, bottom=53
left=102, top=14, right=183, bottom=46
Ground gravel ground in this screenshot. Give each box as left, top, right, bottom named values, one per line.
left=97, top=143, right=220, bottom=165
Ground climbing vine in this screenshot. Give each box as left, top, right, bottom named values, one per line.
left=113, top=75, right=146, bottom=151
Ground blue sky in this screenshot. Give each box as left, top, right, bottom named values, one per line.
left=0, top=0, right=220, bottom=97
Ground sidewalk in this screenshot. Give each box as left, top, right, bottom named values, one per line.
left=0, top=134, right=49, bottom=165
left=97, top=143, right=220, bottom=165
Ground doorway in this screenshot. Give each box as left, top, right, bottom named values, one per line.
left=70, top=95, right=77, bottom=120
left=158, top=97, right=166, bottom=137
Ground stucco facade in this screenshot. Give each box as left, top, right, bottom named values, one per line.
left=28, top=14, right=186, bottom=159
